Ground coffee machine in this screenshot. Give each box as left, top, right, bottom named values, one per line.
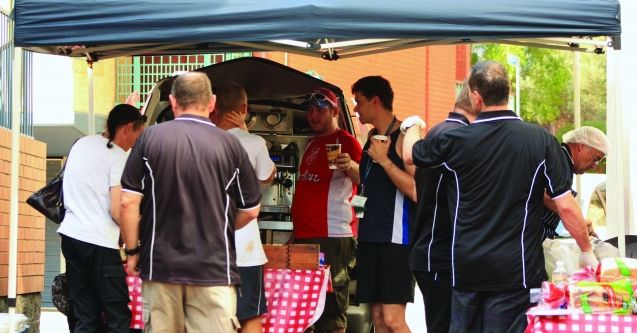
left=259, top=140, right=298, bottom=218
left=245, top=104, right=311, bottom=242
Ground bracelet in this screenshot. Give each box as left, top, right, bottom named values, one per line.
left=124, top=244, right=141, bottom=256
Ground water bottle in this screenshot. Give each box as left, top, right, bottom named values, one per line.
left=552, top=260, right=568, bottom=286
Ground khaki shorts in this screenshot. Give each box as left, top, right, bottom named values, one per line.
left=142, top=281, right=240, bottom=333
left=295, top=237, right=356, bottom=331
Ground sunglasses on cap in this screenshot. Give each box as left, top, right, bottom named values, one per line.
left=303, top=93, right=337, bottom=108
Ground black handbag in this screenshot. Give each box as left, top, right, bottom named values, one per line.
left=27, top=166, right=66, bottom=223
left=51, top=272, right=71, bottom=316
left=27, top=139, right=77, bottom=224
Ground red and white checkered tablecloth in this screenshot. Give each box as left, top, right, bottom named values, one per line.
left=261, top=267, right=331, bottom=333
left=125, top=266, right=144, bottom=330
left=526, top=308, right=637, bottom=333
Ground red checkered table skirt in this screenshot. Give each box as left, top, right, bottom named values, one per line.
left=261, top=267, right=331, bottom=333
left=526, top=308, right=637, bottom=333
left=125, top=267, right=144, bottom=329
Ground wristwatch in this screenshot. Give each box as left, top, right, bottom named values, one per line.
left=124, top=243, right=141, bottom=256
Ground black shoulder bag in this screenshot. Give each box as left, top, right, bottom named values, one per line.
left=27, top=139, right=78, bottom=223
left=27, top=161, right=67, bottom=223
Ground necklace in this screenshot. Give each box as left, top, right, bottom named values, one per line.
left=383, top=116, right=397, bottom=136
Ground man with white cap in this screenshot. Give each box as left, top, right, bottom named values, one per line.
left=541, top=126, right=610, bottom=240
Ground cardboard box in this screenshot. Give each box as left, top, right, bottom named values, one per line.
left=263, top=243, right=320, bottom=269
left=289, top=244, right=319, bottom=270
left=263, top=244, right=289, bottom=269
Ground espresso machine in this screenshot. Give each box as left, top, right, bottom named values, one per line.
left=260, top=141, right=298, bottom=217
left=245, top=103, right=311, bottom=243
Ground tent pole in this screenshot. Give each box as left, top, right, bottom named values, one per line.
left=88, top=61, right=95, bottom=135
left=606, top=48, right=626, bottom=257
left=573, top=52, right=582, bottom=206
left=8, top=37, right=24, bottom=333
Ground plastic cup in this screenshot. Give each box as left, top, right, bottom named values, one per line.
left=325, top=144, right=341, bottom=169
left=372, top=135, right=388, bottom=143
left=371, top=135, right=388, bottom=163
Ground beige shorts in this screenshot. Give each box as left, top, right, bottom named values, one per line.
left=142, top=281, right=240, bottom=333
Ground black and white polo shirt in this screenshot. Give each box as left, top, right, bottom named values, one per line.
left=412, top=110, right=571, bottom=291
left=411, top=112, right=469, bottom=274
left=122, top=114, right=261, bottom=286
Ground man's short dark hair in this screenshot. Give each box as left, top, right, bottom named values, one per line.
left=351, top=76, right=394, bottom=111
left=214, top=82, right=247, bottom=117
left=468, top=61, right=510, bottom=107
left=171, top=72, right=212, bottom=109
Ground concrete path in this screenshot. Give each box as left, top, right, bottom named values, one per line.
left=38, top=287, right=426, bottom=333
left=39, top=309, right=68, bottom=333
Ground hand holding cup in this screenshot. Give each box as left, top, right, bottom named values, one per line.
left=325, top=144, right=342, bottom=169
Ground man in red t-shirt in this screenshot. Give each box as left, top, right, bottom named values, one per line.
left=291, top=88, right=362, bottom=333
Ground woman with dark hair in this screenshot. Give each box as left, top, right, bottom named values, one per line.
left=58, top=104, right=146, bottom=333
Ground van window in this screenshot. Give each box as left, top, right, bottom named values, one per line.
left=587, top=183, right=606, bottom=227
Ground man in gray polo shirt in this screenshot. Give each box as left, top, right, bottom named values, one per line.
left=120, top=72, right=261, bottom=333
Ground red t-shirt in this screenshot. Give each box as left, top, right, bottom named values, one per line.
left=291, top=129, right=362, bottom=239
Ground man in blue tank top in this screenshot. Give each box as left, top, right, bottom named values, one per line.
left=351, top=76, right=417, bottom=333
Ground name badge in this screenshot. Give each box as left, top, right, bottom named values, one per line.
left=351, top=195, right=367, bottom=208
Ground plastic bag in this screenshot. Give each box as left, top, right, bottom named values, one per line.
left=539, top=281, right=568, bottom=309
left=543, top=238, right=580, bottom=278
left=593, top=238, right=620, bottom=260
left=569, top=278, right=633, bottom=315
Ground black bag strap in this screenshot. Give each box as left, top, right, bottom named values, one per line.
left=59, top=137, right=81, bottom=178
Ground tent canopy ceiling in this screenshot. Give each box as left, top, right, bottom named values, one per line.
left=13, top=0, right=621, bottom=60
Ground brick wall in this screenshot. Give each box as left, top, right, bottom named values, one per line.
left=456, top=45, right=471, bottom=82
left=0, top=128, right=46, bottom=296
left=262, top=45, right=468, bottom=131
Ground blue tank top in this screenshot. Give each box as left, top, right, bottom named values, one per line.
left=358, top=129, right=414, bottom=244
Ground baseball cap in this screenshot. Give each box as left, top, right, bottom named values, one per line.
left=562, top=126, right=609, bottom=155
left=301, top=87, right=339, bottom=110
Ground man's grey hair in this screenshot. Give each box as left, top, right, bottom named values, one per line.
left=171, top=72, right=212, bottom=109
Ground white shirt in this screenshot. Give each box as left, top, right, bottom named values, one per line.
left=228, top=128, right=274, bottom=266
left=58, top=135, right=129, bottom=249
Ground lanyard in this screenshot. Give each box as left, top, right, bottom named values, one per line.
left=360, top=117, right=397, bottom=196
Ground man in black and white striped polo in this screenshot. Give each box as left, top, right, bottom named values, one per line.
left=541, top=126, right=609, bottom=240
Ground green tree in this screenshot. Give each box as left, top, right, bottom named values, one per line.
left=472, top=44, right=606, bottom=132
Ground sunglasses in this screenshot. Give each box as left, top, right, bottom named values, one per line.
left=303, top=93, right=337, bottom=108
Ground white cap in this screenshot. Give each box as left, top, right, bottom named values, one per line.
left=562, top=126, right=609, bottom=155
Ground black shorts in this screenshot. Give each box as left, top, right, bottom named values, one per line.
left=356, top=241, right=414, bottom=304
left=236, top=265, right=267, bottom=321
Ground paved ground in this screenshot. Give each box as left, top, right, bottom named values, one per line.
left=39, top=309, right=69, bottom=333
left=39, top=288, right=426, bottom=332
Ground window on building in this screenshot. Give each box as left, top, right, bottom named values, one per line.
left=116, top=53, right=252, bottom=107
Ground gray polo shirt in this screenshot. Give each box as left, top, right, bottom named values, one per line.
left=122, top=114, right=261, bottom=286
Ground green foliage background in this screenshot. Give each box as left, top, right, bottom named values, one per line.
left=471, top=44, right=607, bottom=133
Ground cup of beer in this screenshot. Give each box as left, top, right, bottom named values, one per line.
left=372, top=135, right=388, bottom=143
left=325, top=144, right=341, bottom=169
